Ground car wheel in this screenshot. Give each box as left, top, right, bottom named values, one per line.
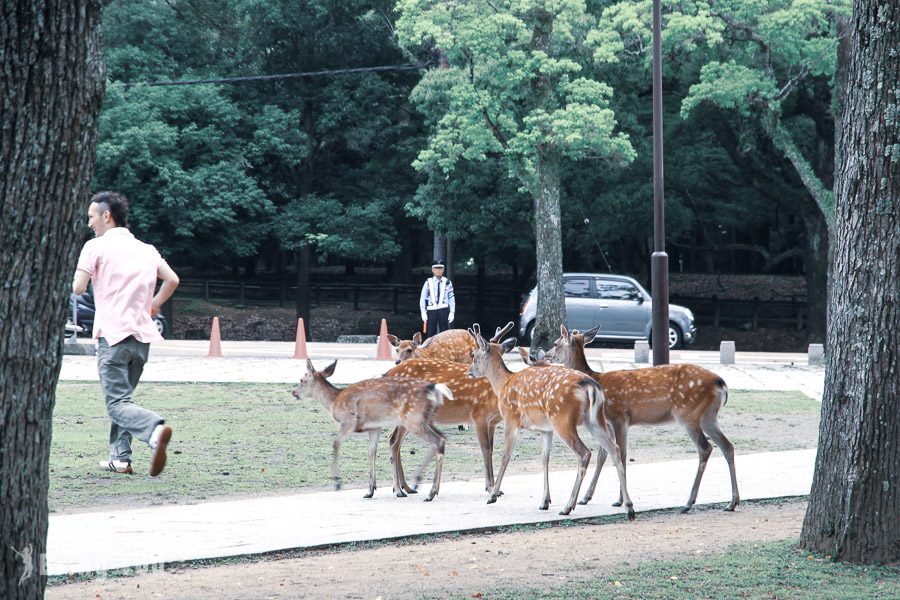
left=524, top=322, right=535, bottom=345
left=155, top=316, right=168, bottom=338
left=668, top=323, right=683, bottom=349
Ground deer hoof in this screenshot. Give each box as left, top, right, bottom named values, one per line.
left=363, top=491, right=375, bottom=499
left=395, top=490, right=408, bottom=498
left=487, top=495, right=498, bottom=504
left=578, top=498, right=591, bottom=505
left=539, top=504, right=549, bottom=511
left=611, top=500, right=622, bottom=507
left=333, top=480, right=342, bottom=491
left=559, top=507, right=572, bottom=516
left=627, top=508, right=636, bottom=521
left=680, top=505, right=693, bottom=514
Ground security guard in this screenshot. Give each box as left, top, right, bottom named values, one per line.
left=419, top=261, right=455, bottom=338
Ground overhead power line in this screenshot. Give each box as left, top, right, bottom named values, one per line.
left=124, top=63, right=431, bottom=88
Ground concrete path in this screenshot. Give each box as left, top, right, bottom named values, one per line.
left=48, top=341, right=823, bottom=577
left=46, top=449, right=815, bottom=576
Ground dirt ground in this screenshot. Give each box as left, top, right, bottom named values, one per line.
left=47, top=500, right=808, bottom=599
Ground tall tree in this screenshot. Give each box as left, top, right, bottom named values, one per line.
left=0, top=1, right=106, bottom=597
left=799, top=0, right=899, bottom=563
left=397, top=0, right=635, bottom=348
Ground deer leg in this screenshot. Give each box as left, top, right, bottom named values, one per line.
left=363, top=429, right=380, bottom=498
left=579, top=421, right=608, bottom=505
left=488, top=425, right=519, bottom=504
left=556, top=425, right=591, bottom=516
left=474, top=420, right=495, bottom=492
left=682, top=424, right=714, bottom=513
left=702, top=416, right=739, bottom=511
left=610, top=421, right=628, bottom=507
left=412, top=423, right=446, bottom=502
left=331, top=424, right=353, bottom=491
left=411, top=448, right=436, bottom=491
left=596, top=421, right=635, bottom=520
left=539, top=430, right=554, bottom=510
left=389, top=426, right=415, bottom=496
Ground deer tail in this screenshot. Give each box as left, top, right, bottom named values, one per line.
left=581, top=378, right=604, bottom=429
left=431, top=383, right=454, bottom=407
left=716, top=377, right=728, bottom=408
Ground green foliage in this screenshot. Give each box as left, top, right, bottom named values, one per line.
left=398, top=0, right=636, bottom=192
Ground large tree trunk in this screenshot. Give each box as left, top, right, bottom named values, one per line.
left=531, top=151, right=566, bottom=350
left=0, top=2, right=106, bottom=597
left=799, top=0, right=899, bottom=563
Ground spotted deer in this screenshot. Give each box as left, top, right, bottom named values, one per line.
left=386, top=357, right=501, bottom=495
left=292, top=359, right=451, bottom=501
left=388, top=322, right=514, bottom=364
left=547, top=325, right=739, bottom=512
left=468, top=329, right=635, bottom=519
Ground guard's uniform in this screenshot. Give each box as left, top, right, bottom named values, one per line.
left=419, top=272, right=455, bottom=338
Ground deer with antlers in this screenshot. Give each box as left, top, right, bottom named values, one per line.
left=292, top=359, right=451, bottom=501
left=384, top=323, right=514, bottom=494
left=468, top=328, right=635, bottom=519
left=547, top=325, right=739, bottom=512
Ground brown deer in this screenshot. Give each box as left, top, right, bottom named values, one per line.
left=547, top=325, right=739, bottom=513
left=385, top=357, right=501, bottom=495
left=292, top=359, right=451, bottom=501
left=468, top=329, right=635, bottom=519
left=388, top=322, right=514, bottom=364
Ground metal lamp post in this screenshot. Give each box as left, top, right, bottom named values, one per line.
left=650, top=0, right=670, bottom=365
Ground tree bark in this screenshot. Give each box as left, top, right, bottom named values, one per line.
left=296, top=245, right=311, bottom=337
left=800, top=0, right=900, bottom=563
left=0, top=2, right=106, bottom=597
left=531, top=150, right=566, bottom=350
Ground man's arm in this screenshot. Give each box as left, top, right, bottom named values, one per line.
left=72, top=270, right=91, bottom=295
left=151, top=261, right=180, bottom=317
left=419, top=281, right=429, bottom=321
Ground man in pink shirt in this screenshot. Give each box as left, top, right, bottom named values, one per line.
left=73, top=191, right=180, bottom=477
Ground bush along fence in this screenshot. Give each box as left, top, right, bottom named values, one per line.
left=172, top=279, right=808, bottom=332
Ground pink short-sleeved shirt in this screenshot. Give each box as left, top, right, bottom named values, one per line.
left=76, top=228, right=166, bottom=346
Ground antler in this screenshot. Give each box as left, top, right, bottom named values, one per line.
left=489, top=321, right=515, bottom=343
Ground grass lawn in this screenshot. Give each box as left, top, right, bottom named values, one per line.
left=50, top=383, right=820, bottom=513
left=474, top=539, right=900, bottom=599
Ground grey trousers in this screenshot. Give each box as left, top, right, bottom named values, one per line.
left=97, top=336, right=164, bottom=462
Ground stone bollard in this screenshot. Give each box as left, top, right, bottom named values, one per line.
left=634, top=340, right=650, bottom=363
left=808, top=343, right=825, bottom=365
left=720, top=341, right=735, bottom=365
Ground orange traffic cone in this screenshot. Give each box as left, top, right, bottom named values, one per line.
left=375, top=318, right=393, bottom=360
left=293, top=318, right=309, bottom=359
left=208, top=316, right=223, bottom=357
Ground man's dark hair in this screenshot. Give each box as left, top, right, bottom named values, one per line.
left=90, top=191, right=129, bottom=228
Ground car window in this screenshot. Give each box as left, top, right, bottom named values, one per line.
left=595, top=279, right=639, bottom=301
left=564, top=278, right=592, bottom=298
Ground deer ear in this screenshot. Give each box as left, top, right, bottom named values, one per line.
left=583, top=324, right=600, bottom=344
left=500, top=337, right=517, bottom=354
left=517, top=347, right=531, bottom=364
left=322, top=360, right=337, bottom=378
left=560, top=324, right=569, bottom=338
left=386, top=334, right=400, bottom=347
left=412, top=332, right=423, bottom=345
left=306, top=359, right=316, bottom=374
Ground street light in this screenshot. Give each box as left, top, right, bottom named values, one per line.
left=650, top=0, right=670, bottom=365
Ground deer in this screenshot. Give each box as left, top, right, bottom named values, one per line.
left=385, top=356, right=501, bottom=495
left=467, top=328, right=635, bottom=519
left=387, top=322, right=515, bottom=364
left=546, top=325, right=739, bottom=513
left=292, top=359, right=451, bottom=501
left=384, top=324, right=512, bottom=494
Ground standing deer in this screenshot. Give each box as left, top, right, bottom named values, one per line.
left=468, top=329, right=635, bottom=519
left=388, top=322, right=514, bottom=364
left=292, top=359, right=451, bottom=501
left=547, top=325, right=739, bottom=512
left=386, top=357, right=501, bottom=495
